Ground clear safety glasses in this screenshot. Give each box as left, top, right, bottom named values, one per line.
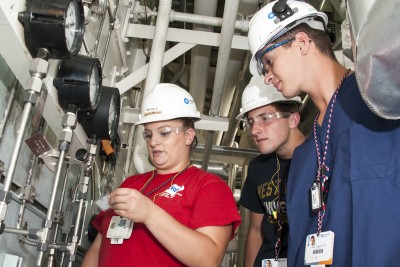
left=143, top=126, right=185, bottom=142
left=256, top=38, right=295, bottom=75
left=242, top=112, right=292, bottom=130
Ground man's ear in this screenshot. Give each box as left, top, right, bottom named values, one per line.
left=289, top=112, right=301, bottom=129
left=295, top=32, right=312, bottom=55
left=185, top=128, right=196, bottom=146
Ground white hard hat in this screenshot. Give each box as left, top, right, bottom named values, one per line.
left=248, top=0, right=328, bottom=76
left=135, top=83, right=201, bottom=125
left=236, top=76, right=302, bottom=120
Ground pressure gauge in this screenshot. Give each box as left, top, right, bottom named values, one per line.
left=18, top=0, right=85, bottom=58
left=78, top=86, right=121, bottom=140
left=53, top=55, right=102, bottom=111
left=65, top=1, right=80, bottom=52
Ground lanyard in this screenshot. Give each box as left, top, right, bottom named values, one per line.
left=140, top=163, right=192, bottom=198
left=272, top=155, right=283, bottom=260
left=313, top=69, right=350, bottom=234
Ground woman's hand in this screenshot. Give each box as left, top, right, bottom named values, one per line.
left=108, top=188, right=155, bottom=223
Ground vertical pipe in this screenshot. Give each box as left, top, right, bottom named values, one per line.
left=189, top=0, right=218, bottom=112
left=36, top=148, right=67, bottom=266
left=133, top=0, right=172, bottom=174
left=47, top=164, right=70, bottom=267
left=201, top=0, right=240, bottom=170
left=143, top=0, right=172, bottom=95
left=0, top=99, right=33, bottom=224
left=209, top=0, right=240, bottom=115
left=16, top=156, right=37, bottom=230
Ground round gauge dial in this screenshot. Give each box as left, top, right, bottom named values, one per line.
left=18, top=0, right=85, bottom=58
left=108, top=93, right=117, bottom=135
left=65, top=1, right=80, bottom=52
left=53, top=55, right=102, bottom=111
left=89, top=64, right=101, bottom=109
left=77, top=86, right=121, bottom=140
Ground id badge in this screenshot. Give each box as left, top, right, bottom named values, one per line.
left=106, top=216, right=134, bottom=242
left=262, top=258, right=287, bottom=267
left=304, top=231, right=334, bottom=266
left=310, top=182, right=322, bottom=213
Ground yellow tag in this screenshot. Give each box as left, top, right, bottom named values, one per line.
left=273, top=211, right=277, bottom=219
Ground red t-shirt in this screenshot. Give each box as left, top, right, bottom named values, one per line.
left=93, top=166, right=241, bottom=266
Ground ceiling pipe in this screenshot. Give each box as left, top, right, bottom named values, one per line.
left=201, top=0, right=240, bottom=170
left=142, top=8, right=249, bottom=32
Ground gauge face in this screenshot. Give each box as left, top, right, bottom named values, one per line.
left=108, top=94, right=117, bottom=135
left=89, top=64, right=101, bottom=108
left=65, top=1, right=79, bottom=52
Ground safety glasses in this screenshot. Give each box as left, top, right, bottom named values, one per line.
left=256, top=38, right=295, bottom=75
left=143, top=126, right=186, bottom=142
left=242, top=112, right=292, bottom=130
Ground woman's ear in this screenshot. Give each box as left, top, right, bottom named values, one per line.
left=184, top=128, right=196, bottom=146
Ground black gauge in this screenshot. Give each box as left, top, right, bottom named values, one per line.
left=53, top=55, right=102, bottom=111
left=18, top=0, right=85, bottom=58
left=78, top=86, right=121, bottom=140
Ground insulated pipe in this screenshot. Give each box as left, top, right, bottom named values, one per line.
left=143, top=0, right=171, bottom=95
left=133, top=0, right=172, bottom=174
left=201, top=0, right=240, bottom=170
left=189, top=0, right=218, bottom=114
left=143, top=9, right=249, bottom=32
left=170, top=11, right=249, bottom=32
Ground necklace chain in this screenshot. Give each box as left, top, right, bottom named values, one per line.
left=273, top=154, right=283, bottom=260
left=313, top=69, right=350, bottom=234
left=140, top=163, right=192, bottom=197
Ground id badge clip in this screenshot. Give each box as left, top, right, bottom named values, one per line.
left=106, top=216, right=134, bottom=244
left=310, top=181, right=322, bottom=213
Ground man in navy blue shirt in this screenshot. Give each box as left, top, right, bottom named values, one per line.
left=247, top=0, right=400, bottom=266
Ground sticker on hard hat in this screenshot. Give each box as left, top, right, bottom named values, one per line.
left=144, top=110, right=161, bottom=117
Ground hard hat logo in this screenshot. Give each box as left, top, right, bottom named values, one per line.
left=268, top=12, right=275, bottom=20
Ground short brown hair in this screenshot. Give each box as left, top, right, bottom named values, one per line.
left=275, top=23, right=337, bottom=61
